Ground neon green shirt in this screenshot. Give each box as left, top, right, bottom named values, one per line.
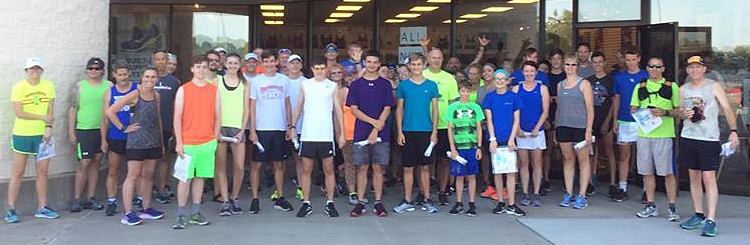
left=71, top=79, right=111, bottom=130
left=630, top=78, right=680, bottom=138
left=220, top=80, right=245, bottom=128
left=423, top=69, right=458, bottom=129
left=11, top=79, right=56, bottom=136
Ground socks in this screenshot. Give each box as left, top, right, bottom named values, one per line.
left=177, top=206, right=186, bottom=216
left=107, top=197, right=117, bottom=203
left=303, top=201, right=311, bottom=204
left=326, top=200, right=333, bottom=204
left=696, top=212, right=705, bottom=220
left=647, top=202, right=656, bottom=207
left=192, top=203, right=200, bottom=214
left=619, top=182, right=627, bottom=191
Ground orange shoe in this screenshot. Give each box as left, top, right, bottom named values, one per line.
left=490, top=192, right=499, bottom=201
left=480, top=186, right=497, bottom=198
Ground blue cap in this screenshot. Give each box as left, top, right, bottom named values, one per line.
left=244, top=53, right=258, bottom=61
left=324, top=43, right=337, bottom=52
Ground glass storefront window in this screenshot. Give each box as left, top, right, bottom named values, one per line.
left=379, top=0, right=450, bottom=65
left=111, top=4, right=171, bottom=80
left=257, top=2, right=307, bottom=58
left=545, top=0, right=573, bottom=53
left=311, top=0, right=374, bottom=64
left=578, top=0, right=640, bottom=22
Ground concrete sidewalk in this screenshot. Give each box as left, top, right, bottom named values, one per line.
left=1, top=183, right=748, bottom=245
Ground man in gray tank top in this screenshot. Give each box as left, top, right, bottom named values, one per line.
left=677, top=55, right=739, bottom=237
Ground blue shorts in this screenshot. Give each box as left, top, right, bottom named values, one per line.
left=450, top=149, right=479, bottom=176
left=11, top=135, right=43, bottom=154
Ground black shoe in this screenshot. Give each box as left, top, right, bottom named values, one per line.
left=132, top=197, right=144, bottom=212
left=212, top=194, right=223, bottom=203
left=466, top=202, right=477, bottom=216
left=155, top=193, right=171, bottom=204
left=586, top=184, right=596, bottom=196
left=335, top=183, right=347, bottom=197
left=506, top=204, right=526, bottom=216
left=324, top=202, right=339, bottom=217
left=219, top=202, right=232, bottom=216
left=541, top=179, right=552, bottom=193
left=438, top=193, right=449, bottom=206
left=374, top=202, right=388, bottom=217
left=611, top=189, right=627, bottom=202
left=83, top=197, right=104, bottom=210
left=120, top=24, right=161, bottom=52
left=105, top=201, right=117, bottom=216
left=446, top=186, right=456, bottom=196
left=415, top=193, right=425, bottom=206
left=274, top=197, right=294, bottom=211
left=297, top=202, right=313, bottom=217
left=608, top=185, right=617, bottom=198
left=248, top=198, right=260, bottom=214
left=492, top=202, right=506, bottom=214
left=449, top=202, right=464, bottom=215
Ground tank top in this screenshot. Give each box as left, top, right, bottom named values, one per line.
left=108, top=83, right=138, bottom=140
left=126, top=90, right=162, bottom=149
left=556, top=77, right=587, bottom=129
left=220, top=77, right=245, bottom=129
left=518, top=82, right=544, bottom=132
left=300, top=79, right=337, bottom=142
left=681, top=79, right=720, bottom=141
left=182, top=81, right=218, bottom=145
left=77, top=79, right=110, bottom=129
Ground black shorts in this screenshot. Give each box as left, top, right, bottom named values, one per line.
left=76, top=129, right=101, bottom=160
left=300, top=141, right=335, bottom=160
left=592, top=121, right=612, bottom=137
left=401, top=131, right=433, bottom=167
left=434, top=129, right=450, bottom=160
left=126, top=147, right=163, bottom=161
left=253, top=131, right=290, bottom=162
left=679, top=138, right=721, bottom=171
left=107, top=139, right=127, bottom=155
left=556, top=126, right=585, bottom=143
left=162, top=131, right=174, bottom=154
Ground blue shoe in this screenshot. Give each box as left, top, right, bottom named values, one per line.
left=139, top=207, right=164, bottom=220
left=5, top=209, right=19, bottom=223
left=680, top=214, right=706, bottom=230
left=34, top=206, right=60, bottom=219
left=120, top=211, right=143, bottom=226
left=701, top=220, right=717, bottom=237
left=573, top=195, right=588, bottom=209
left=559, top=194, right=573, bottom=207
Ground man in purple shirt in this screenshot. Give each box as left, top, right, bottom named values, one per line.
left=345, top=51, right=394, bottom=217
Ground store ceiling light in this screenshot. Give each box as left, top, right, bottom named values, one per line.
left=261, top=12, right=284, bottom=17
left=481, top=7, right=513, bottom=12
left=509, top=0, right=539, bottom=3
left=385, top=19, right=407, bottom=23
left=442, top=19, right=467, bottom=23
left=336, top=5, right=363, bottom=11
left=260, top=5, right=285, bottom=11
left=460, top=13, right=487, bottom=18
left=330, top=12, right=354, bottom=18
left=410, top=6, right=440, bottom=12
left=325, top=19, right=343, bottom=23
left=264, top=20, right=284, bottom=25
left=395, top=13, right=421, bottom=18
left=343, top=0, right=371, bottom=2
left=426, top=0, right=452, bottom=3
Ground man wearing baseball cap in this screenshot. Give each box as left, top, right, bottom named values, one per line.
left=287, top=54, right=307, bottom=201
left=5, top=57, right=60, bottom=223
left=324, top=43, right=338, bottom=68
left=68, top=57, right=112, bottom=212
left=215, top=47, right=228, bottom=74
left=678, top=55, right=739, bottom=237
left=243, top=53, right=259, bottom=81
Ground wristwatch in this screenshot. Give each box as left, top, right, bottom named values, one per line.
left=489, top=137, right=497, bottom=141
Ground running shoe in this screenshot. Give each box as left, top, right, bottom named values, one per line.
left=35, top=206, right=60, bottom=219
left=105, top=201, right=118, bottom=216
left=667, top=208, right=680, bottom=222
left=415, top=193, right=425, bottom=206
left=84, top=197, right=104, bottom=210
left=248, top=198, right=260, bottom=214
left=506, top=204, right=526, bottom=216
left=701, top=220, right=717, bottom=237
left=172, top=215, right=187, bottom=229
left=154, top=193, right=171, bottom=204
left=586, top=184, right=596, bottom=196
left=164, top=185, right=175, bottom=197
left=350, top=202, right=366, bottom=217
left=132, top=197, right=144, bottom=212
left=446, top=186, right=456, bottom=196
left=189, top=213, right=210, bottom=226
left=295, top=187, right=304, bottom=200
left=219, top=202, right=232, bottom=216
left=449, top=202, right=464, bottom=215
left=492, top=202, right=506, bottom=214
left=324, top=202, right=339, bottom=217
left=608, top=185, right=617, bottom=198
left=231, top=198, right=243, bottom=214
left=70, top=199, right=82, bottom=212
left=270, top=190, right=280, bottom=201
left=212, top=194, right=222, bottom=203
left=680, top=214, right=706, bottom=230
left=438, top=192, right=448, bottom=206
left=611, top=188, right=627, bottom=202
left=297, top=202, right=313, bottom=217
left=490, top=192, right=499, bottom=201
left=520, top=194, right=531, bottom=206
left=541, top=180, right=551, bottom=195
left=374, top=202, right=388, bottom=217
left=421, top=199, right=439, bottom=213
left=139, top=207, right=165, bottom=220
left=560, top=194, right=573, bottom=207
left=348, top=192, right=358, bottom=205
left=320, top=186, right=328, bottom=198
left=466, top=202, right=477, bottom=216
left=273, top=197, right=294, bottom=211
left=480, top=186, right=497, bottom=198
left=120, top=211, right=143, bottom=226
left=636, top=205, right=657, bottom=218
left=573, top=195, right=588, bottom=209
left=5, top=209, right=18, bottom=223
left=393, top=200, right=416, bottom=213
left=531, top=195, right=542, bottom=207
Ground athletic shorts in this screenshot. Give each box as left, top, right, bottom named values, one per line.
left=76, top=129, right=101, bottom=160
left=220, top=126, right=245, bottom=143
left=450, top=149, right=479, bottom=176
left=107, top=139, right=127, bottom=155
left=679, top=138, right=721, bottom=171
left=401, top=131, right=433, bottom=167
left=353, top=141, right=390, bottom=165
left=617, top=120, right=638, bottom=144
left=300, top=141, right=335, bottom=159
left=434, top=129, right=450, bottom=160
left=516, top=130, right=547, bottom=150
left=11, top=135, right=43, bottom=154
left=162, top=131, right=174, bottom=154
left=636, top=138, right=674, bottom=176
left=556, top=127, right=585, bottom=143
left=253, top=131, right=289, bottom=162
left=184, top=140, right=218, bottom=179
left=593, top=120, right=613, bottom=137
left=126, top=147, right=163, bottom=161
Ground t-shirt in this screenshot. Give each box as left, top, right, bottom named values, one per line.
left=11, top=79, right=56, bottom=136
left=396, top=79, right=439, bottom=132
left=577, top=61, right=595, bottom=78
left=71, top=79, right=112, bottom=130
left=548, top=71, right=566, bottom=97
left=422, top=69, right=458, bottom=129
left=587, top=73, right=615, bottom=129
left=613, top=69, right=648, bottom=121
left=510, top=70, right=550, bottom=87
left=155, top=74, right=181, bottom=132
left=482, top=90, right=522, bottom=142
left=345, top=76, right=395, bottom=142
left=446, top=102, right=485, bottom=150
left=288, top=75, right=306, bottom=133
left=630, top=78, right=680, bottom=138
left=250, top=73, right=290, bottom=131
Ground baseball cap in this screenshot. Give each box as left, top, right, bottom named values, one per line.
left=87, top=57, right=105, bottom=69
left=244, top=53, right=258, bottom=61
left=687, top=55, right=705, bottom=65
left=289, top=54, right=302, bottom=63
left=25, top=57, right=43, bottom=69
left=167, top=53, right=177, bottom=60
left=278, top=48, right=292, bottom=55
left=214, top=47, right=227, bottom=53
left=324, top=43, right=338, bottom=52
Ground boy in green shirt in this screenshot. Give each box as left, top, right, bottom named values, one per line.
left=446, top=82, right=485, bottom=216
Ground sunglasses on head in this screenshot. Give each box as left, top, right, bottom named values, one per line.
left=87, top=67, right=103, bottom=70
left=647, top=65, right=664, bottom=69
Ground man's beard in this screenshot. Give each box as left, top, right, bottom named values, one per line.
left=210, top=67, right=218, bottom=72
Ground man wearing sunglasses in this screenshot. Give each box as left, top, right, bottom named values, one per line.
left=206, top=50, right=223, bottom=84
left=68, top=57, right=112, bottom=212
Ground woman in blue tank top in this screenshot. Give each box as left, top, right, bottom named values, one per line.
left=512, top=61, right=549, bottom=207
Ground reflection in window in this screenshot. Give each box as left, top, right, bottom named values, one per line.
left=578, top=0, right=640, bottom=22
left=379, top=0, right=451, bottom=65
left=193, top=12, right=249, bottom=56
left=311, top=0, right=374, bottom=64
left=545, top=0, right=572, bottom=52
left=257, top=3, right=306, bottom=57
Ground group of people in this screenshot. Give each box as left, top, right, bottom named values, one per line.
left=5, top=39, right=738, bottom=237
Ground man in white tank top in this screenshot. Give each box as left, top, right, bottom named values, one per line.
left=291, top=57, right=346, bottom=218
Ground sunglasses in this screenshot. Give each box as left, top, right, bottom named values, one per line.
left=330, top=71, right=343, bottom=74
left=647, top=65, right=664, bottom=69
left=564, top=63, right=577, bottom=67
left=87, top=67, right=103, bottom=71
left=208, top=58, right=220, bottom=62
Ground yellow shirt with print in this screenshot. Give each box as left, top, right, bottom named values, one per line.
left=11, top=79, right=55, bottom=136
